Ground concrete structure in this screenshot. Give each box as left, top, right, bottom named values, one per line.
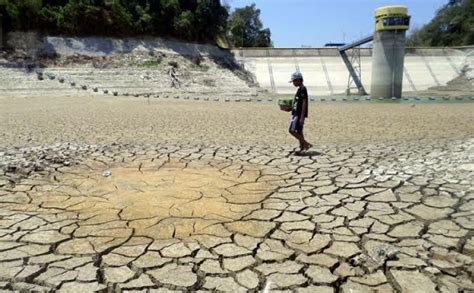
left=370, top=6, right=410, bottom=98
left=1, top=34, right=472, bottom=97
left=371, top=32, right=406, bottom=98
left=233, top=47, right=471, bottom=95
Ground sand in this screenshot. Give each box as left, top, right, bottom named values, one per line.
left=1, top=95, right=473, bottom=148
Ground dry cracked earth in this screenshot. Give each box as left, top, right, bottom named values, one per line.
left=0, top=138, right=473, bottom=292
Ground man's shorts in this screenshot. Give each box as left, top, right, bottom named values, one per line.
left=289, top=115, right=304, bottom=134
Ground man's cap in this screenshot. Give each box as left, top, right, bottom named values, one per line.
left=289, top=71, right=303, bottom=82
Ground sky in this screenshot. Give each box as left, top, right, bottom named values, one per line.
left=227, top=0, right=447, bottom=48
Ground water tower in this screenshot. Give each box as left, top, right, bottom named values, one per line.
left=370, top=6, right=410, bottom=98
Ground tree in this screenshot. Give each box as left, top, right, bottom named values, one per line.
left=194, top=0, right=228, bottom=41
left=2, top=0, right=43, bottom=31
left=406, top=0, right=473, bottom=47
left=108, top=0, right=134, bottom=35
left=158, top=0, right=180, bottom=35
left=134, top=4, right=153, bottom=33
left=0, top=0, right=243, bottom=45
left=254, top=28, right=271, bottom=47
left=228, top=3, right=272, bottom=47
left=174, top=10, right=195, bottom=40
left=406, top=27, right=423, bottom=47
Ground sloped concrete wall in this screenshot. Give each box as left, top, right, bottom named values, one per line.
left=234, top=47, right=473, bottom=95
left=4, top=33, right=472, bottom=96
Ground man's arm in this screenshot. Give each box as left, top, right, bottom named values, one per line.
left=300, top=98, right=307, bottom=124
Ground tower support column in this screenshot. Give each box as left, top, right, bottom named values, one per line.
left=370, top=6, right=410, bottom=99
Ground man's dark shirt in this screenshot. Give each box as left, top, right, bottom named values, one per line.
left=292, top=86, right=308, bottom=118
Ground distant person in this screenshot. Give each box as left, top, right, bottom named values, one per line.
left=289, top=72, right=312, bottom=153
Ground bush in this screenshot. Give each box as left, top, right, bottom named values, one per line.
left=168, top=60, right=178, bottom=68
left=139, top=60, right=162, bottom=68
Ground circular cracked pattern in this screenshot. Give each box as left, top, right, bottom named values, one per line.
left=0, top=140, right=473, bottom=292
left=37, top=159, right=275, bottom=241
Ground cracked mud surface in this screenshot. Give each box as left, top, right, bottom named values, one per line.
left=40, top=159, right=275, bottom=241
left=0, top=96, right=473, bottom=292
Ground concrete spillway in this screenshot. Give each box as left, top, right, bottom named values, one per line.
left=232, top=47, right=472, bottom=95
left=0, top=33, right=472, bottom=98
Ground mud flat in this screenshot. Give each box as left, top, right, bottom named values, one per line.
left=1, top=96, right=473, bottom=147
left=0, top=95, right=473, bottom=292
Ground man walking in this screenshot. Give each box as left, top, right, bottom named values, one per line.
left=289, top=71, right=312, bottom=153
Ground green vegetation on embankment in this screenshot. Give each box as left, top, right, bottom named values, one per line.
left=0, top=0, right=272, bottom=47
left=407, top=0, right=473, bottom=47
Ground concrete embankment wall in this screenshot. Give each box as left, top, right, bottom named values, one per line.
left=2, top=32, right=473, bottom=97
left=233, top=47, right=473, bottom=95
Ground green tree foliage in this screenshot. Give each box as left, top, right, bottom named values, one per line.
left=1, top=0, right=43, bottom=30
left=406, top=0, right=474, bottom=47
left=0, top=0, right=230, bottom=42
left=228, top=3, right=272, bottom=47
left=194, top=0, right=228, bottom=40
left=174, top=10, right=195, bottom=39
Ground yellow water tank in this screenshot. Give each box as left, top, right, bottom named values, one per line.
left=375, top=6, right=410, bottom=31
